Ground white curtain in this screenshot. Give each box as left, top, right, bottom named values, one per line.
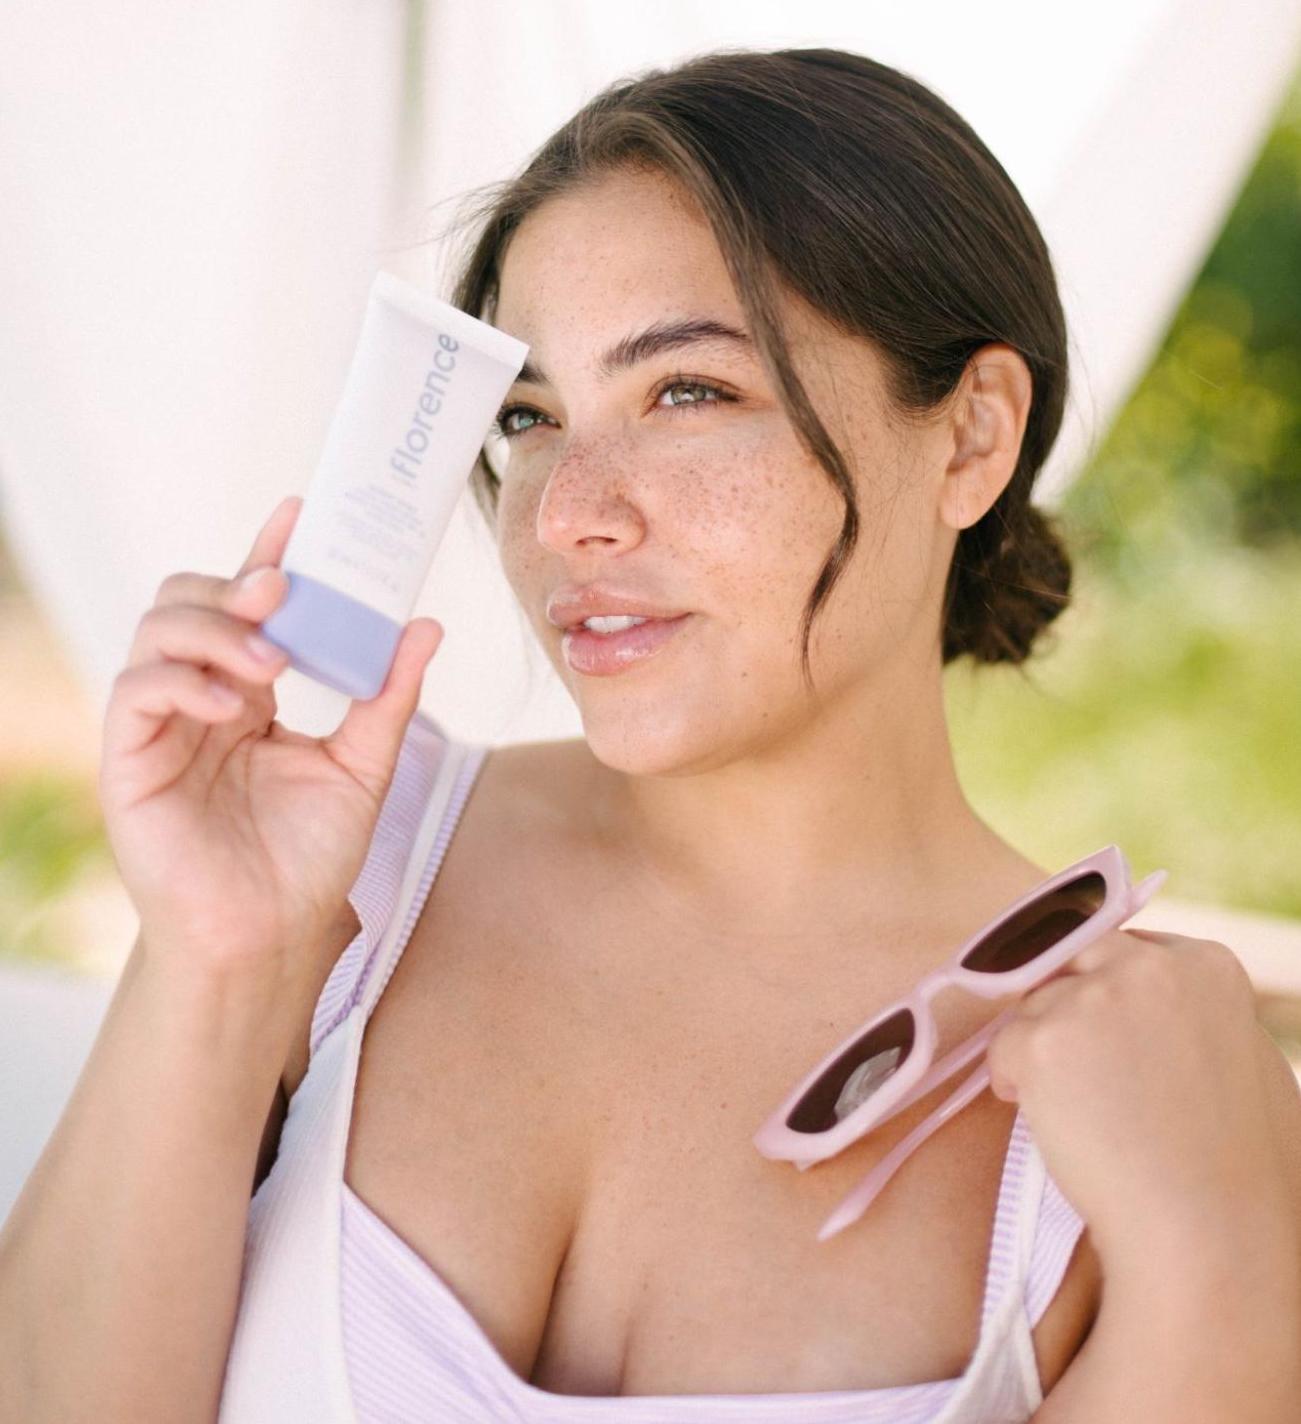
left=1, top=0, right=1297, bottom=747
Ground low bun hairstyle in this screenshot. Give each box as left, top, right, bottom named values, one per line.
left=440, top=45, right=1074, bottom=685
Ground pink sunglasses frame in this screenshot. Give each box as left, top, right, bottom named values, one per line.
left=751, top=843, right=1169, bottom=1242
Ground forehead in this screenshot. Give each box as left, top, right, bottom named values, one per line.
left=489, top=165, right=887, bottom=412
left=493, top=167, right=743, bottom=338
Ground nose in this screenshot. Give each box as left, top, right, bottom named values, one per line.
left=534, top=443, right=647, bottom=556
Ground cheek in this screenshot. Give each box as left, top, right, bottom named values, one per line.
left=493, top=480, right=547, bottom=600
left=665, top=424, right=844, bottom=599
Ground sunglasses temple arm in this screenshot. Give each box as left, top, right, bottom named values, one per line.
left=816, top=1056, right=996, bottom=1242
left=814, top=1003, right=1025, bottom=1241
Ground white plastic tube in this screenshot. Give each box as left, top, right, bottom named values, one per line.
left=258, top=270, right=528, bottom=700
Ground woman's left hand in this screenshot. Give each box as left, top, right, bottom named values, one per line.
left=984, top=924, right=1301, bottom=1272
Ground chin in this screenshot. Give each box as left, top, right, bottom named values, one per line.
left=574, top=698, right=752, bottom=781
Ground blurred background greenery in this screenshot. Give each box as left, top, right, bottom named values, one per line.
left=1, top=64, right=1298, bottom=971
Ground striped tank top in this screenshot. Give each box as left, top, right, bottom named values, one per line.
left=220, top=710, right=1088, bottom=1423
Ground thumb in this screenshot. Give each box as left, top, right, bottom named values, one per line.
left=324, top=618, right=444, bottom=798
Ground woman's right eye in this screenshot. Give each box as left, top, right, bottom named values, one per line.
left=490, top=404, right=550, bottom=439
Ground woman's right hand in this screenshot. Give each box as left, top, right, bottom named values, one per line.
left=99, top=494, right=445, bottom=983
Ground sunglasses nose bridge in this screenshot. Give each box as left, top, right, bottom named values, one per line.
left=915, top=969, right=948, bottom=1004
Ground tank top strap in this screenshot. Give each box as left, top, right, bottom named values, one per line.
left=1024, top=1144, right=1089, bottom=1329
left=976, top=1105, right=1039, bottom=1337
left=309, top=711, right=487, bottom=1058
left=983, top=1105, right=1089, bottom=1333
left=902, top=1107, right=1049, bottom=1424
left=356, top=724, right=487, bottom=1026
left=946, top=1105, right=1090, bottom=1421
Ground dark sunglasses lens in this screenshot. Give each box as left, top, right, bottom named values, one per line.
left=959, top=870, right=1107, bottom=974
left=786, top=1007, right=915, bottom=1134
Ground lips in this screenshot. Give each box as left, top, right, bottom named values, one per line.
left=561, top=613, right=692, bottom=676
left=547, top=585, right=690, bottom=631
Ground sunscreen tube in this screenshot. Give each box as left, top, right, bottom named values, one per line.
left=259, top=270, right=529, bottom=700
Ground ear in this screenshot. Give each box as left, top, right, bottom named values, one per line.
left=936, top=344, right=1034, bottom=534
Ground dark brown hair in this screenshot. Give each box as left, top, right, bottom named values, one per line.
left=434, top=45, right=1072, bottom=688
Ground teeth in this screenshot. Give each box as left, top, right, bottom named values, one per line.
left=582, top=614, right=649, bottom=633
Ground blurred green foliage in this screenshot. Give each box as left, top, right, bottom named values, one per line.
left=948, top=540, right=1301, bottom=918
left=1065, top=69, right=1301, bottom=566
left=0, top=772, right=112, bottom=966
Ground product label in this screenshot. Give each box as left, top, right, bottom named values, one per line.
left=282, top=291, right=523, bottom=626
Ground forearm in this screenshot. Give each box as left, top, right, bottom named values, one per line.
left=1033, top=1210, right=1301, bottom=1424
left=0, top=938, right=301, bottom=1424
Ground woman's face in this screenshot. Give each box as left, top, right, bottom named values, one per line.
left=490, top=165, right=957, bottom=775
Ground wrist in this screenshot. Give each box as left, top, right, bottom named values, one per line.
left=1102, top=1198, right=1301, bottom=1331
left=126, top=933, right=312, bottom=1078
left=1098, top=1161, right=1298, bottom=1269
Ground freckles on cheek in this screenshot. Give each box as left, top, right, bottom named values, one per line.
left=493, top=493, right=544, bottom=586
left=668, top=452, right=813, bottom=618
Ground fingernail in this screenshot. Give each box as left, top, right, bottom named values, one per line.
left=245, top=632, right=284, bottom=663
left=238, top=566, right=276, bottom=592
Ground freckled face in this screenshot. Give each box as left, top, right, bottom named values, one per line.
left=489, top=167, right=947, bottom=775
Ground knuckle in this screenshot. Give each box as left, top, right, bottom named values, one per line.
left=137, top=601, right=179, bottom=642
left=1070, top=974, right=1114, bottom=1016
left=1019, top=975, right=1076, bottom=1018
left=110, top=664, right=138, bottom=699
left=1023, top=1015, right=1068, bottom=1065
left=1118, top=941, right=1176, bottom=988
left=1199, top=939, right=1254, bottom=996
left=153, top=569, right=188, bottom=604
left=984, top=1028, right=1013, bottom=1081
left=988, top=1017, right=1034, bottom=1069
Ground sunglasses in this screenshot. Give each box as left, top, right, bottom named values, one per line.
left=752, top=844, right=1169, bottom=1243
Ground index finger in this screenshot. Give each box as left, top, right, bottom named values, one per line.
left=236, top=495, right=303, bottom=581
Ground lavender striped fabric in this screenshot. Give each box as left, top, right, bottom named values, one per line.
left=315, top=713, right=1087, bottom=1422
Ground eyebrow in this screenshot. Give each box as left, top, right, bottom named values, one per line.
left=512, top=317, right=755, bottom=388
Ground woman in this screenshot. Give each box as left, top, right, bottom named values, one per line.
left=3, top=45, right=1297, bottom=1424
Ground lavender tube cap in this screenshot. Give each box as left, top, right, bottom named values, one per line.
left=258, top=570, right=401, bottom=701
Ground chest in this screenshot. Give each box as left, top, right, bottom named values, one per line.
left=339, top=827, right=1051, bottom=1398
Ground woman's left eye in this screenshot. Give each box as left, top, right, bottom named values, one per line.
left=654, top=377, right=731, bottom=413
